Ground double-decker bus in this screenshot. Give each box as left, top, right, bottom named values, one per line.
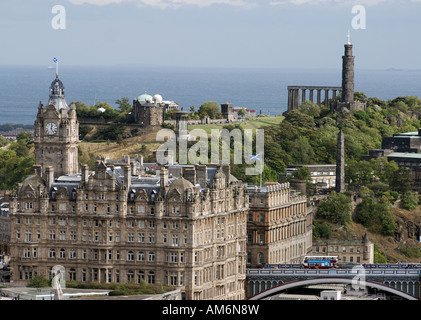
left=303, top=255, right=338, bottom=269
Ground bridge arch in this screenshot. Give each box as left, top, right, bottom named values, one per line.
left=248, top=277, right=418, bottom=300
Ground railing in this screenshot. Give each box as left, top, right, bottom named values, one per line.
left=247, top=268, right=421, bottom=276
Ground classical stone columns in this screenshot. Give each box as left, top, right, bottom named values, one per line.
left=287, top=86, right=342, bottom=111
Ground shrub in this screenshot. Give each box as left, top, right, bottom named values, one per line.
left=312, top=221, right=332, bottom=239
left=27, top=275, right=50, bottom=288
left=317, top=191, right=352, bottom=226
left=401, top=191, right=418, bottom=211
left=355, top=197, right=397, bottom=236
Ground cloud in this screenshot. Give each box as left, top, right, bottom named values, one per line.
left=67, top=0, right=256, bottom=8
left=67, top=0, right=409, bottom=8
left=269, top=0, right=390, bottom=5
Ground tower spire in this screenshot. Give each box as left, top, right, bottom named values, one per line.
left=48, top=57, right=68, bottom=110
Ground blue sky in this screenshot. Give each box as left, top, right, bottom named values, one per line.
left=1, top=0, right=421, bottom=69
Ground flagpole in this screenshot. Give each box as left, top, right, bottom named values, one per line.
left=54, top=58, right=58, bottom=77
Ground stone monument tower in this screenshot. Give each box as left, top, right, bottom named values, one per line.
left=336, top=129, right=345, bottom=193
left=333, top=33, right=366, bottom=113
left=341, top=34, right=354, bottom=104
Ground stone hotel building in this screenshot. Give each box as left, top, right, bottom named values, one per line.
left=8, top=72, right=311, bottom=300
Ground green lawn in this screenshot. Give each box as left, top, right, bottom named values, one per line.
left=187, top=116, right=283, bottom=133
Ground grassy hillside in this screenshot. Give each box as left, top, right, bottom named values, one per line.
left=78, top=116, right=282, bottom=166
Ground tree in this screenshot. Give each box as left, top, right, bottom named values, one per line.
left=370, top=158, right=398, bottom=182
left=401, top=191, right=418, bottom=211
left=355, top=197, right=397, bottom=236
left=27, top=275, right=50, bottom=288
left=291, top=166, right=311, bottom=181
left=0, top=148, right=34, bottom=189
left=289, top=136, right=315, bottom=165
left=317, top=191, right=352, bottom=226
left=300, top=101, right=321, bottom=117
left=198, top=101, right=222, bottom=119
left=313, top=221, right=332, bottom=239
left=0, top=135, right=8, bottom=148
left=283, top=109, right=315, bottom=129
left=390, top=167, right=413, bottom=193
left=115, top=97, right=132, bottom=113
left=237, top=108, right=246, bottom=117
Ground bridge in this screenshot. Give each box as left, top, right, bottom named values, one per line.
left=246, top=266, right=421, bottom=300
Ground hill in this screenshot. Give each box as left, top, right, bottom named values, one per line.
left=77, top=116, right=284, bottom=168
left=326, top=204, right=421, bottom=263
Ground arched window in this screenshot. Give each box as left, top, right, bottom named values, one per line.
left=127, top=251, right=134, bottom=261
left=127, top=270, right=134, bottom=282
left=258, top=252, right=264, bottom=264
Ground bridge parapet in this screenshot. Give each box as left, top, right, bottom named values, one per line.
left=247, top=268, right=421, bottom=277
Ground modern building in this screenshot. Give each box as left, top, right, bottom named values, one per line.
left=362, top=129, right=421, bottom=189
left=246, top=182, right=312, bottom=268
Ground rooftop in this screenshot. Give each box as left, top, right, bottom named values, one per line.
left=387, top=152, right=421, bottom=159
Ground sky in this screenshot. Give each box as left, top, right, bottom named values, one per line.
left=1, top=0, right=421, bottom=70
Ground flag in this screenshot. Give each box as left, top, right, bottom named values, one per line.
left=249, top=154, right=260, bottom=161
left=53, top=57, right=58, bottom=63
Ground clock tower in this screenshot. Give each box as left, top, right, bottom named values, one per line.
left=34, top=74, right=79, bottom=178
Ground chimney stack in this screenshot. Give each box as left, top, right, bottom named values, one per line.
left=45, top=166, right=54, bottom=190
left=123, top=164, right=131, bottom=189
left=82, top=164, right=89, bottom=182
left=160, top=167, right=169, bottom=188
left=33, top=165, right=42, bottom=177
left=183, top=167, right=196, bottom=186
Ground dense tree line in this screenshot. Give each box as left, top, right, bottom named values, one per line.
left=0, top=131, right=34, bottom=189
left=255, top=94, right=421, bottom=242
left=74, top=98, right=132, bottom=124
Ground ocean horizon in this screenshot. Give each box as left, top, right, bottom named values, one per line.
left=1, top=65, right=421, bottom=125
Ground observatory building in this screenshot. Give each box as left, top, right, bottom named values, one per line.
left=132, top=93, right=178, bottom=126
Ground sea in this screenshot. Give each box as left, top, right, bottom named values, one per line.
left=1, top=65, right=421, bottom=125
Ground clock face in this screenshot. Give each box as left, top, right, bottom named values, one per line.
left=46, top=122, right=57, bottom=135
